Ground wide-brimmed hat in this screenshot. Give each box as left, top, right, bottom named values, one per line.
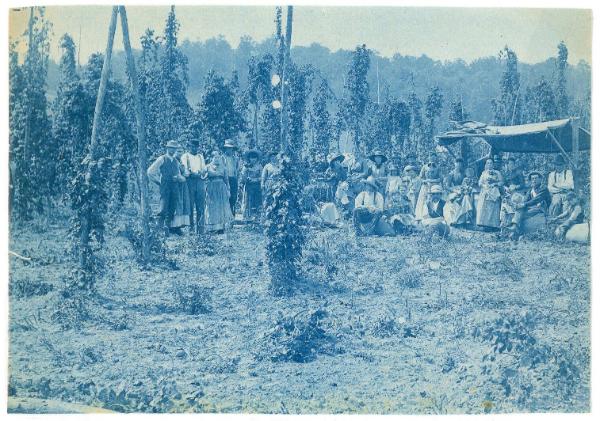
left=223, top=139, right=237, bottom=148
left=368, top=150, right=387, bottom=162
left=245, top=149, right=261, bottom=159
left=429, top=185, right=443, bottom=194
left=528, top=171, right=544, bottom=180
left=363, top=176, right=378, bottom=190
left=403, top=165, right=418, bottom=174
left=554, top=154, right=566, bottom=164
left=327, top=152, right=345, bottom=165
left=166, top=140, right=180, bottom=149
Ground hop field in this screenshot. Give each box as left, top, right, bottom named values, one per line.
left=8, top=218, right=590, bottom=414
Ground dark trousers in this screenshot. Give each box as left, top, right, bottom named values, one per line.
left=187, top=177, right=206, bottom=233
left=159, top=181, right=178, bottom=229
left=228, top=176, right=238, bottom=214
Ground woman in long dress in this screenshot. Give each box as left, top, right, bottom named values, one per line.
left=476, top=158, right=504, bottom=230
left=415, top=159, right=441, bottom=221
left=204, top=149, right=233, bottom=233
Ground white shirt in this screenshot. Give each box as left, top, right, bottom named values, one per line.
left=354, top=191, right=384, bottom=211
left=180, top=152, right=206, bottom=176
left=548, top=169, right=574, bottom=194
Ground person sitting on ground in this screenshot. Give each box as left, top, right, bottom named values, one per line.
left=502, top=156, right=525, bottom=193
left=444, top=167, right=476, bottom=227
left=385, top=165, right=417, bottom=234
left=547, top=154, right=574, bottom=217
left=548, top=192, right=587, bottom=242
left=422, top=184, right=449, bottom=237
left=353, top=176, right=390, bottom=236
left=509, top=171, right=551, bottom=238
left=444, top=157, right=466, bottom=189
left=324, top=152, right=347, bottom=202
left=367, top=150, right=388, bottom=192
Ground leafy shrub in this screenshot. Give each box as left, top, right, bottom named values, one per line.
left=50, top=295, right=90, bottom=330
left=9, top=279, right=53, bottom=299
left=171, top=282, right=212, bottom=315
left=260, top=308, right=342, bottom=363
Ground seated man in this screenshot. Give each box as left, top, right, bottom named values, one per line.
left=547, top=154, right=574, bottom=217
left=509, top=171, right=551, bottom=238
left=353, top=176, right=390, bottom=236
left=548, top=192, right=588, bottom=242
left=422, top=185, right=450, bottom=237
left=385, top=171, right=417, bottom=235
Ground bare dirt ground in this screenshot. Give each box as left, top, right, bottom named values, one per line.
left=8, top=214, right=590, bottom=414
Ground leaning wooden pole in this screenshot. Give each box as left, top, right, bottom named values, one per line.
left=119, top=6, right=151, bottom=263
left=79, top=6, right=118, bottom=270
left=279, top=6, right=293, bottom=153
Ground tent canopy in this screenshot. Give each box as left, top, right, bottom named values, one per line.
left=435, top=118, right=590, bottom=154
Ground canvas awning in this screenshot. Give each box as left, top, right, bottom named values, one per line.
left=435, top=118, right=590, bottom=154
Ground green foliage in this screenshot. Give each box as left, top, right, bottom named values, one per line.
left=522, top=78, right=558, bottom=123
left=555, top=41, right=569, bottom=118
left=52, top=33, right=93, bottom=197
left=193, top=70, right=245, bottom=148
left=491, top=46, right=522, bottom=126
left=341, top=44, right=371, bottom=150
left=264, top=156, right=306, bottom=296
left=9, top=7, right=56, bottom=217
left=309, top=78, right=333, bottom=158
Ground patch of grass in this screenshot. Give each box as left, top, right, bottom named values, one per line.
left=9, top=279, right=54, bottom=299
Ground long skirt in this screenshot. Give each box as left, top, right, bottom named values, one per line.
left=415, top=183, right=431, bottom=221
left=205, top=177, right=233, bottom=232
left=170, top=181, right=190, bottom=228
left=444, top=195, right=474, bottom=226
left=476, top=190, right=501, bottom=228
left=242, top=181, right=262, bottom=222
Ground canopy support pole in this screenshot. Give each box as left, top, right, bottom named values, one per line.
left=546, top=129, right=576, bottom=169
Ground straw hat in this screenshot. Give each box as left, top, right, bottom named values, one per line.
left=223, top=139, right=237, bottom=149
left=327, top=152, right=345, bottom=165
left=429, top=185, right=443, bottom=194
left=166, top=140, right=180, bottom=149
left=368, top=150, right=388, bottom=163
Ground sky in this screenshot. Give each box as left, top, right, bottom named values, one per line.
left=8, top=6, right=592, bottom=65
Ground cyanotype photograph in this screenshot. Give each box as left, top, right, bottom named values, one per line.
left=6, top=2, right=592, bottom=415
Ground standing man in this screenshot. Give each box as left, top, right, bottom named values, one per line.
left=181, top=140, right=207, bottom=234
left=547, top=155, right=574, bottom=217
left=147, top=140, right=185, bottom=235
left=223, top=139, right=240, bottom=215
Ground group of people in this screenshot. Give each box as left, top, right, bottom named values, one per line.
left=147, top=139, right=272, bottom=235
left=146, top=137, right=589, bottom=243
left=308, top=150, right=588, bottom=242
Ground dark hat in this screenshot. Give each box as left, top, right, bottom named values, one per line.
left=554, top=154, right=566, bottom=164
left=245, top=149, right=261, bottom=159
left=528, top=171, right=544, bottom=180
left=368, top=150, right=388, bottom=162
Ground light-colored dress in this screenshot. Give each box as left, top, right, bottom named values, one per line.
left=415, top=166, right=441, bottom=221
left=476, top=169, right=503, bottom=228
left=204, top=157, right=233, bottom=232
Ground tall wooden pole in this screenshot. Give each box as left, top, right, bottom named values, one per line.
left=80, top=6, right=118, bottom=271
left=571, top=117, right=580, bottom=192
left=119, top=6, right=151, bottom=263
left=280, top=6, right=293, bottom=153
left=89, top=6, right=119, bottom=161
